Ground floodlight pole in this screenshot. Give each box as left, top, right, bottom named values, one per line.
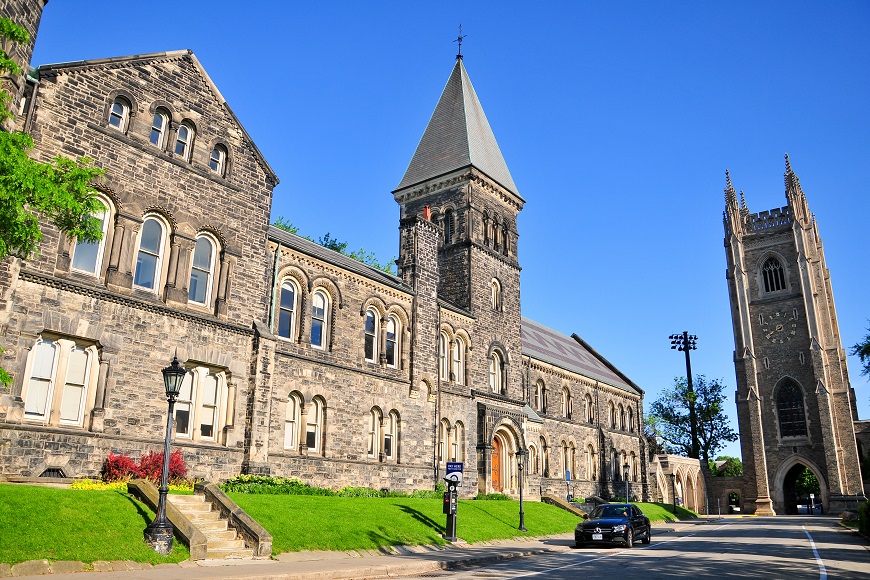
left=669, top=332, right=700, bottom=459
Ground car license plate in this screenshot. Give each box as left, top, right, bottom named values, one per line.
left=592, top=533, right=603, bottom=541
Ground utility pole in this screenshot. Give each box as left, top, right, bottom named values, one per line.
left=669, top=331, right=699, bottom=459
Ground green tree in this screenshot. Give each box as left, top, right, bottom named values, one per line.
left=0, top=17, right=105, bottom=387
left=793, top=467, right=820, bottom=497
left=647, top=375, right=738, bottom=463
left=850, top=322, right=870, bottom=377
left=709, top=455, right=743, bottom=477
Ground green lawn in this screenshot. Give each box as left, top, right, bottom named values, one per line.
left=0, top=484, right=190, bottom=566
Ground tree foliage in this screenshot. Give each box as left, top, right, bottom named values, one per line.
left=647, top=375, right=738, bottom=463
left=793, top=467, right=820, bottom=498
left=850, top=322, right=870, bottom=378
left=272, top=216, right=396, bottom=275
left=708, top=455, right=743, bottom=477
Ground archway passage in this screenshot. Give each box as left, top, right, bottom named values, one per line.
left=492, top=437, right=503, bottom=492
left=782, top=463, right=820, bottom=515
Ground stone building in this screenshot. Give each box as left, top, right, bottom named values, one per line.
left=0, top=1, right=646, bottom=499
left=723, top=162, right=866, bottom=514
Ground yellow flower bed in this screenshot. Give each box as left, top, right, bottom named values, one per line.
left=70, top=479, right=195, bottom=492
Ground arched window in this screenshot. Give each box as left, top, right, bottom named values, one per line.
left=627, top=407, right=634, bottom=432
left=587, top=445, right=596, bottom=480
left=777, top=379, right=807, bottom=437
left=364, top=309, right=378, bottom=363
left=492, top=218, right=501, bottom=250
left=149, top=109, right=169, bottom=148
left=611, top=449, right=618, bottom=481
left=560, top=441, right=568, bottom=475
left=306, top=397, right=324, bottom=453
left=528, top=444, right=538, bottom=475
left=70, top=197, right=111, bottom=276
left=489, top=351, right=503, bottom=394
left=501, top=224, right=509, bottom=255
left=534, top=380, right=543, bottom=410
left=133, top=215, right=167, bottom=292
left=368, top=407, right=382, bottom=458
left=540, top=436, right=550, bottom=477
left=188, top=234, right=216, bottom=305
left=762, top=257, right=787, bottom=293
left=108, top=97, right=130, bottom=131
left=561, top=387, right=571, bottom=418
left=385, top=411, right=399, bottom=460
left=438, top=332, right=448, bottom=380
left=385, top=316, right=399, bottom=368
left=569, top=442, right=576, bottom=479
left=174, top=123, right=194, bottom=161
left=630, top=452, right=638, bottom=482
left=284, top=393, right=301, bottom=450
left=608, top=401, right=616, bottom=429
left=491, top=278, right=502, bottom=311
left=310, top=290, right=328, bottom=349
left=209, top=144, right=227, bottom=176
left=277, top=279, right=298, bottom=339
left=439, top=418, right=451, bottom=464
left=452, top=421, right=465, bottom=462
left=443, top=210, right=455, bottom=244
left=584, top=394, right=594, bottom=423
left=618, top=404, right=625, bottom=431
left=452, top=336, right=465, bottom=384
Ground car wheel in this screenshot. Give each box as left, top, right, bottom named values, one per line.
left=642, top=527, right=651, bottom=544
left=625, top=529, right=633, bottom=548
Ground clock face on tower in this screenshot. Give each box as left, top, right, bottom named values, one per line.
left=760, top=310, right=798, bottom=344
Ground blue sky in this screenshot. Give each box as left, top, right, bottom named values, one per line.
left=29, top=1, right=870, bottom=460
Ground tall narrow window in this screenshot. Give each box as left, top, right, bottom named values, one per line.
left=175, top=372, right=194, bottom=437
left=149, top=110, right=168, bottom=147
left=777, top=379, right=807, bottom=437
left=368, top=408, right=382, bottom=458
left=627, top=407, right=634, bottom=432
left=284, top=394, right=301, bottom=450
left=174, top=123, right=194, bottom=161
left=609, top=401, right=616, bottom=429
left=385, top=316, right=399, bottom=368
left=277, top=280, right=297, bottom=339
left=59, top=346, right=90, bottom=426
left=587, top=445, right=596, bottom=480
left=133, top=216, right=166, bottom=291
left=23, top=340, right=58, bottom=422
left=385, top=411, right=398, bottom=459
left=541, top=436, right=550, bottom=477
left=364, top=309, right=378, bottom=362
left=70, top=200, right=109, bottom=275
left=529, top=445, right=538, bottom=475
left=311, top=291, right=328, bottom=349
left=188, top=235, right=215, bottom=305
left=561, top=387, right=571, bottom=418
left=454, top=421, right=465, bottom=462
left=569, top=443, right=576, bottom=480
left=443, top=210, right=455, bottom=244
left=762, top=257, right=786, bottom=293
left=439, top=419, right=451, bottom=464
left=489, top=351, right=503, bottom=393
left=209, top=145, right=227, bottom=176
left=108, top=98, right=129, bottom=131
left=199, top=372, right=219, bottom=440
left=618, top=404, right=625, bottom=430
left=306, top=397, right=324, bottom=453
left=438, top=332, right=448, bottom=380
left=584, top=394, right=594, bottom=423
left=491, top=279, right=502, bottom=311
left=533, top=380, right=541, bottom=409
left=452, top=336, right=465, bottom=384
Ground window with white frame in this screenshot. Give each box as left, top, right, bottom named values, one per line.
left=305, top=397, right=324, bottom=453
left=587, top=445, right=596, bottom=480
left=491, top=278, right=501, bottom=310
left=561, top=387, right=571, bottom=418
left=584, top=394, right=593, bottom=423
left=277, top=279, right=298, bottom=339
left=22, top=338, right=98, bottom=428
left=385, top=411, right=398, bottom=460
left=209, top=144, right=227, bottom=176
left=364, top=309, right=378, bottom=362
left=489, top=351, right=503, bottom=393
left=188, top=234, right=216, bottom=305
left=368, top=407, right=382, bottom=458
left=438, top=332, right=448, bottom=381
left=133, top=215, right=167, bottom=292
left=173, top=366, right=227, bottom=443
left=453, top=421, right=464, bottom=462
left=174, top=123, right=194, bottom=161
left=452, top=336, right=465, bottom=384
left=70, top=197, right=110, bottom=276
left=310, top=290, right=328, bottom=349
left=149, top=109, right=169, bottom=148
left=439, top=418, right=450, bottom=464
left=385, top=316, right=399, bottom=368
left=108, top=97, right=130, bottom=131
left=284, top=393, right=301, bottom=450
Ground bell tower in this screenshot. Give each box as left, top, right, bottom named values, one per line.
left=723, top=156, right=865, bottom=515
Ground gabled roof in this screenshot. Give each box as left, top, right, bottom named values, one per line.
left=396, top=59, right=519, bottom=197
left=521, top=317, right=642, bottom=396
left=37, top=50, right=278, bottom=186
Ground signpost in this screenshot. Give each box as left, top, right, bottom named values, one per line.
left=809, top=493, right=815, bottom=515
left=443, top=462, right=463, bottom=542
left=565, top=470, right=571, bottom=502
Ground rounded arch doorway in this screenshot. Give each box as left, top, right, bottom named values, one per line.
left=490, top=427, right=522, bottom=494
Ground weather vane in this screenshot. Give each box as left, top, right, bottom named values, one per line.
left=454, top=24, right=467, bottom=60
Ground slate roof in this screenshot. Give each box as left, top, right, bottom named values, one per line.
left=269, top=226, right=409, bottom=293
left=521, top=317, right=642, bottom=395
left=396, top=59, right=519, bottom=197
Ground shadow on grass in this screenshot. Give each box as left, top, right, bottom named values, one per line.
left=118, top=490, right=153, bottom=526
left=460, top=500, right=516, bottom=528
left=397, top=504, right=445, bottom=534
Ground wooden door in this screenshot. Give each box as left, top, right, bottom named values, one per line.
left=492, top=438, right=502, bottom=492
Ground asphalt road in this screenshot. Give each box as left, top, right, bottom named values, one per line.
left=394, top=517, right=870, bottom=579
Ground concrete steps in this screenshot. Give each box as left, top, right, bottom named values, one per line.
left=169, top=494, right=253, bottom=559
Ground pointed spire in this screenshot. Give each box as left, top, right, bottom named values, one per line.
left=724, top=169, right=738, bottom=206
left=740, top=190, right=749, bottom=215
left=783, top=153, right=811, bottom=223
left=784, top=152, right=803, bottom=198
left=396, top=59, right=519, bottom=197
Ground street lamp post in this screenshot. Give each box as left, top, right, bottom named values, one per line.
left=623, top=462, right=630, bottom=503
left=144, top=355, right=186, bottom=555
left=516, top=448, right=527, bottom=532
left=669, top=332, right=699, bottom=459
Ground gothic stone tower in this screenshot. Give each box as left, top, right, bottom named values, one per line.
left=724, top=156, right=865, bottom=515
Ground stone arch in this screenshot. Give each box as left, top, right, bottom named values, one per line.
left=360, top=295, right=387, bottom=317
left=773, top=454, right=829, bottom=515
left=755, top=251, right=792, bottom=295
left=489, top=417, right=526, bottom=494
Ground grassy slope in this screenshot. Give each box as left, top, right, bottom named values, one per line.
left=0, top=484, right=190, bottom=565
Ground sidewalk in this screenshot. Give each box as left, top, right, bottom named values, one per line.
left=4, top=520, right=714, bottom=580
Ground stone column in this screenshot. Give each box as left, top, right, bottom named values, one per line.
left=106, top=214, right=140, bottom=290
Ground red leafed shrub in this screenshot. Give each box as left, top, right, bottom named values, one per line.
left=103, top=452, right=140, bottom=482
left=137, top=450, right=187, bottom=484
